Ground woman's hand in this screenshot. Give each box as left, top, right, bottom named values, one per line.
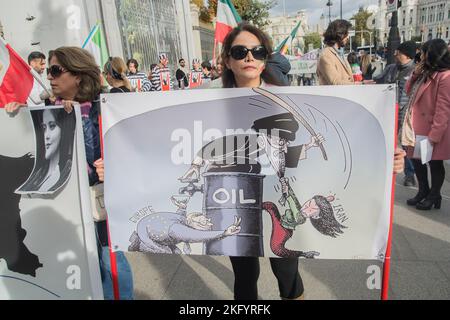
left=49, top=95, right=57, bottom=105
left=61, top=100, right=75, bottom=114
left=94, top=159, right=105, bottom=182
left=393, top=148, right=406, bottom=174
left=413, top=61, right=424, bottom=76
left=5, top=102, right=27, bottom=116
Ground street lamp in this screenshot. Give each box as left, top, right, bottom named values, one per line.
left=326, top=1, right=333, bottom=24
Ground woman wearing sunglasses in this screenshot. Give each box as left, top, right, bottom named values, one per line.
left=6, top=47, right=134, bottom=300
left=219, top=23, right=304, bottom=301
left=6, top=47, right=102, bottom=178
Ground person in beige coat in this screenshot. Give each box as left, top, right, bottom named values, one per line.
left=317, top=20, right=355, bottom=85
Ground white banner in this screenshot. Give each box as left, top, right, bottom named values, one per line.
left=0, top=107, right=103, bottom=300
left=289, top=60, right=318, bottom=75
left=102, top=85, right=396, bottom=261
left=300, top=50, right=319, bottom=61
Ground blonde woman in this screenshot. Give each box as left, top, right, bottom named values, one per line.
left=361, top=54, right=375, bottom=80
left=103, top=57, right=132, bottom=93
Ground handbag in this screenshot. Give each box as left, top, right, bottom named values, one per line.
left=90, top=183, right=107, bottom=222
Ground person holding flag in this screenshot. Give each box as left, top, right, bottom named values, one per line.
left=27, top=51, right=51, bottom=107
left=5, top=46, right=134, bottom=300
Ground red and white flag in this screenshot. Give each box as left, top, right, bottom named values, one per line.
left=215, top=0, right=242, bottom=45
left=213, top=0, right=242, bottom=64
left=0, top=38, right=34, bottom=108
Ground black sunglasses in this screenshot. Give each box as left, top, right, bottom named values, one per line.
left=47, top=65, right=67, bottom=78
left=229, top=45, right=268, bottom=61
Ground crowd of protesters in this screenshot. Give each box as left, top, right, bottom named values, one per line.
left=4, top=16, right=450, bottom=301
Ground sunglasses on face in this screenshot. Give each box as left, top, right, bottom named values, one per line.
left=47, top=65, right=67, bottom=78
left=229, top=45, right=268, bottom=61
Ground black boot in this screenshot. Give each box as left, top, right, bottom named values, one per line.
left=416, top=195, right=442, bottom=210
left=407, top=189, right=430, bottom=206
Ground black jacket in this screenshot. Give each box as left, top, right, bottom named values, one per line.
left=265, top=53, right=291, bottom=86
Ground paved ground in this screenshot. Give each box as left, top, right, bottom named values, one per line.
left=125, top=168, right=450, bottom=300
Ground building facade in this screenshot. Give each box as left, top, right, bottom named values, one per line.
left=374, top=0, right=450, bottom=45
left=265, top=10, right=309, bottom=55
left=115, top=0, right=191, bottom=73
left=0, top=0, right=194, bottom=74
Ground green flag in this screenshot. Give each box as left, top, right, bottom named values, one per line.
left=82, top=24, right=109, bottom=68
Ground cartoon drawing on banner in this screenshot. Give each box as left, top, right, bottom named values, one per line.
left=129, top=196, right=242, bottom=254
left=16, top=109, right=75, bottom=195
left=0, top=154, right=43, bottom=277
left=127, top=88, right=350, bottom=258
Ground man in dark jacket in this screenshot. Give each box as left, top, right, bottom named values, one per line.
left=265, top=52, right=292, bottom=86
left=373, top=40, right=417, bottom=187
left=176, top=58, right=189, bottom=89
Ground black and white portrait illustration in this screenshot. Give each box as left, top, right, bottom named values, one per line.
left=17, top=108, right=75, bottom=195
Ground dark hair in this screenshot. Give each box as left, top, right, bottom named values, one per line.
left=323, top=19, right=353, bottom=47
left=28, top=51, right=46, bottom=64
left=221, top=23, right=283, bottom=88
left=347, top=52, right=358, bottom=65
left=127, top=58, right=139, bottom=71
left=421, top=39, right=450, bottom=80
left=179, top=59, right=185, bottom=64
left=49, top=47, right=101, bottom=103
left=201, top=61, right=212, bottom=71
left=309, top=196, right=346, bottom=238
left=27, top=109, right=76, bottom=192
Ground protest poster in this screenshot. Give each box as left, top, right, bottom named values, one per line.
left=101, top=85, right=396, bottom=261
left=0, top=107, right=103, bottom=299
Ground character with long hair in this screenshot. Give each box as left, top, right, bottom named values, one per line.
left=18, top=109, right=75, bottom=193
left=264, top=186, right=346, bottom=259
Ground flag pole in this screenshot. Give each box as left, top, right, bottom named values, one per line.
left=381, top=102, right=399, bottom=300
left=29, top=68, right=52, bottom=96
left=99, top=111, right=121, bottom=300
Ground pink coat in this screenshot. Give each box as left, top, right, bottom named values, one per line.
left=406, top=70, right=450, bottom=160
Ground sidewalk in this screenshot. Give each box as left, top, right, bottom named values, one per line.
left=125, top=174, right=450, bottom=300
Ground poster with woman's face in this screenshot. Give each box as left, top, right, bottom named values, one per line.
left=16, top=107, right=76, bottom=195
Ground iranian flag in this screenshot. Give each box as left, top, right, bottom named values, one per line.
left=275, top=21, right=302, bottom=55
left=0, top=38, right=34, bottom=108
left=82, top=23, right=109, bottom=68
left=215, top=0, right=242, bottom=45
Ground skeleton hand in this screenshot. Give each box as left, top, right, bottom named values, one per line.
left=280, top=177, right=290, bottom=196
left=179, top=165, right=201, bottom=183
left=301, top=251, right=320, bottom=259
left=307, top=134, right=325, bottom=150
left=223, top=216, right=242, bottom=237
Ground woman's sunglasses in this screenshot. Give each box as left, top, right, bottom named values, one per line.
left=47, top=65, right=67, bottom=78
left=229, top=45, right=268, bottom=61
